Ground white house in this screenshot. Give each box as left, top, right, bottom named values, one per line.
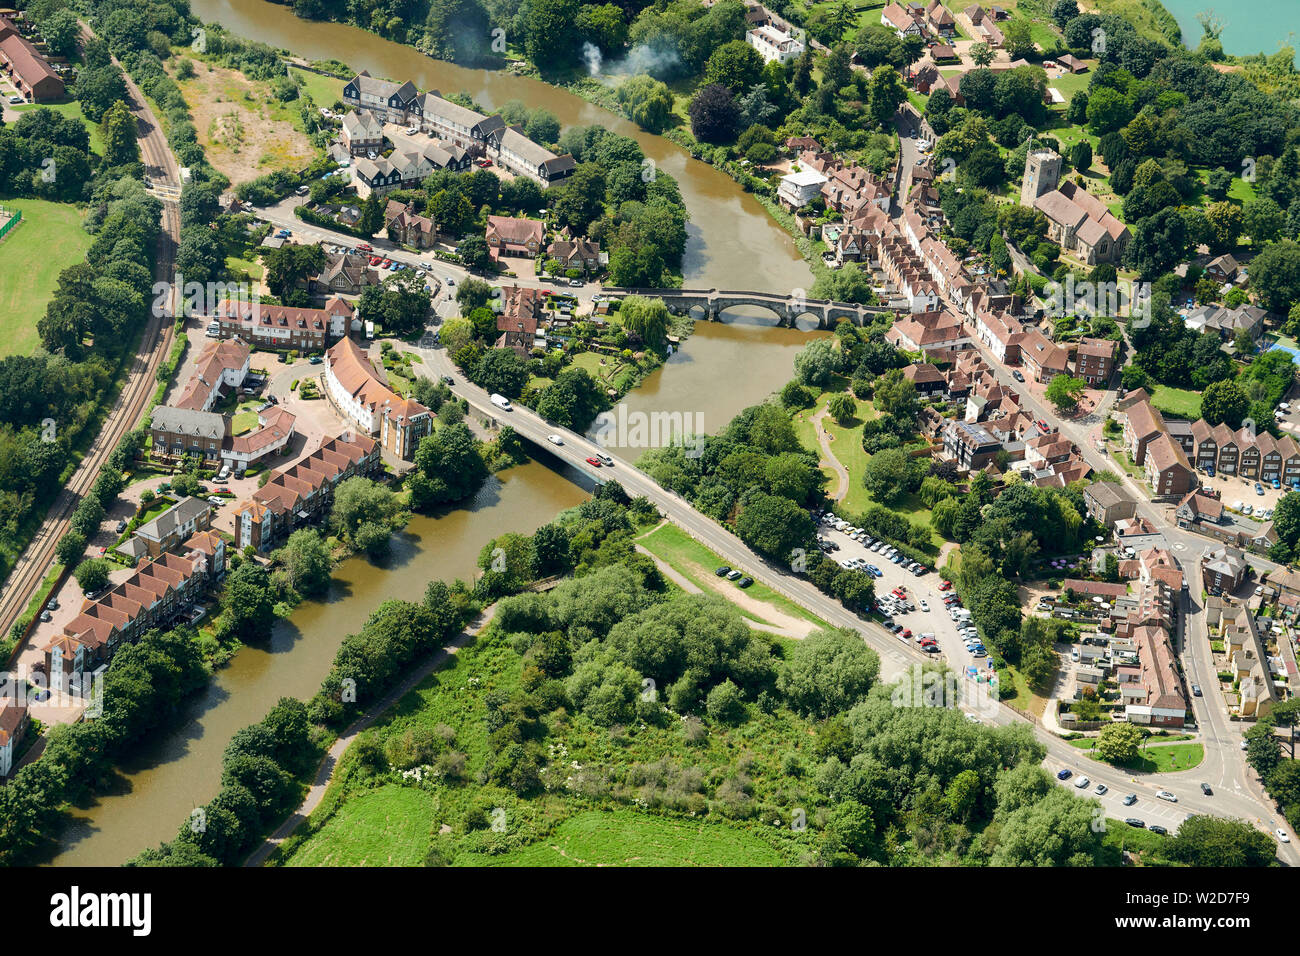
left=746, top=24, right=805, bottom=64
left=778, top=169, right=827, bottom=210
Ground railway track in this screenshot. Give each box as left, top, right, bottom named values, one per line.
left=0, top=39, right=181, bottom=657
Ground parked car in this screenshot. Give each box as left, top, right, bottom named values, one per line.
left=1057, top=768, right=1072, bottom=780
left=1125, top=818, right=1145, bottom=828
left=115, top=519, right=128, bottom=534
left=1256, top=482, right=1265, bottom=495
left=1074, top=776, right=1090, bottom=789
left=1191, top=683, right=1202, bottom=697
left=738, top=577, right=753, bottom=588
left=726, top=570, right=742, bottom=581
left=1122, top=793, right=1137, bottom=806
left=715, top=566, right=730, bottom=577
left=1012, top=370, right=1024, bottom=382
left=39, top=610, right=52, bottom=622
left=1147, top=824, right=1167, bottom=835
left=1094, top=783, right=1108, bottom=795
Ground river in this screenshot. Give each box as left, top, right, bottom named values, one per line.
left=1160, top=0, right=1300, bottom=63
left=45, top=0, right=820, bottom=865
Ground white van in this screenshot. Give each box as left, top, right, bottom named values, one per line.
left=490, top=393, right=512, bottom=411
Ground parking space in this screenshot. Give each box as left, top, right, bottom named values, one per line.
left=816, top=513, right=986, bottom=675
left=1047, top=758, right=1193, bottom=834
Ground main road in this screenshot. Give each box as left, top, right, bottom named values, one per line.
left=0, top=29, right=182, bottom=651
left=415, top=344, right=1297, bottom=862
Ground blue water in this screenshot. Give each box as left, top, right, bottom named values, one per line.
left=1161, top=0, right=1300, bottom=62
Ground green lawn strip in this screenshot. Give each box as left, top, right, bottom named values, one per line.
left=468, top=808, right=790, bottom=867
left=289, top=67, right=344, bottom=109
left=286, top=785, right=436, bottom=866
left=1149, top=385, right=1202, bottom=420
left=636, top=522, right=827, bottom=629
left=1084, top=742, right=1205, bottom=773
left=0, top=198, right=93, bottom=358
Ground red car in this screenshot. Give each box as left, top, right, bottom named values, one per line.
left=381, top=258, right=393, bottom=268
left=1037, top=419, right=1050, bottom=433
left=585, top=457, right=602, bottom=467
left=901, top=629, right=912, bottom=640
left=369, top=256, right=382, bottom=266
left=938, top=580, right=952, bottom=591
left=357, top=242, right=373, bottom=252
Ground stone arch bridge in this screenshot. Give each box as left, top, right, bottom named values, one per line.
left=600, top=288, right=905, bottom=329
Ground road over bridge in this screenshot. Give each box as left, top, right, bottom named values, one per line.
left=600, top=287, right=905, bottom=329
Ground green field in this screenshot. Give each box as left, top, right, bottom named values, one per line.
left=1086, top=741, right=1205, bottom=773
left=1149, top=385, right=1202, bottom=421
left=289, top=67, right=345, bottom=110
left=287, top=785, right=437, bottom=866
left=0, top=198, right=92, bottom=358
left=468, top=809, right=790, bottom=867
left=635, top=521, right=827, bottom=628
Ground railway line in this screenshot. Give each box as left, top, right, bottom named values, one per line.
left=0, top=32, right=181, bottom=655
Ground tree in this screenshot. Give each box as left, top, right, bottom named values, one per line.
left=100, top=101, right=140, bottom=168
left=1002, top=18, right=1035, bottom=60
left=1045, top=374, right=1087, bottom=412
left=455, top=277, right=493, bottom=313
left=1069, top=140, right=1092, bottom=174
left=970, top=42, right=994, bottom=67
left=410, top=423, right=488, bottom=509
left=1200, top=379, right=1250, bottom=428
left=222, top=561, right=277, bottom=642
left=1204, top=200, right=1244, bottom=251
left=1167, top=816, right=1277, bottom=866
left=262, top=243, right=326, bottom=304
left=1249, top=239, right=1300, bottom=314
left=616, top=75, right=673, bottom=133
left=359, top=192, right=384, bottom=238
left=867, top=66, right=908, bottom=128
left=56, top=531, right=87, bottom=567
left=827, top=392, right=857, bottom=425
left=778, top=628, right=879, bottom=718
left=794, top=338, right=842, bottom=388
left=523, top=0, right=581, bottom=69
left=40, top=7, right=81, bottom=58
left=617, top=295, right=669, bottom=347
left=457, top=235, right=491, bottom=272
left=330, top=477, right=402, bottom=555
left=76, top=66, right=127, bottom=123
left=688, top=83, right=739, bottom=143
left=274, top=529, right=332, bottom=597
left=704, top=39, right=764, bottom=94
left=1243, top=197, right=1285, bottom=244
left=473, top=348, right=530, bottom=399
left=1096, top=721, right=1143, bottom=764
left=550, top=163, right=606, bottom=234
left=863, top=447, right=921, bottom=505
left=74, top=558, right=110, bottom=594
left=735, top=492, right=814, bottom=560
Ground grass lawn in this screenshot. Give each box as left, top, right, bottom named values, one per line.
left=468, top=808, right=790, bottom=866
left=232, top=407, right=261, bottom=435
left=998, top=663, right=1048, bottom=717
left=13, top=101, right=105, bottom=155
left=287, top=785, right=436, bottom=866
left=1085, top=741, right=1205, bottom=773
left=289, top=67, right=345, bottom=110
left=635, top=521, right=827, bottom=629
left=1150, top=384, right=1202, bottom=420
left=0, top=198, right=92, bottom=358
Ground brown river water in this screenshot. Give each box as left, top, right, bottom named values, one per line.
left=44, top=0, right=821, bottom=865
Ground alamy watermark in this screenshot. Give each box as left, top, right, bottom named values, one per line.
left=593, top=403, right=705, bottom=457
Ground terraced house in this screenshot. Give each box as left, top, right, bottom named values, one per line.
left=234, top=432, right=381, bottom=553
left=324, top=338, right=432, bottom=460
left=45, top=542, right=222, bottom=697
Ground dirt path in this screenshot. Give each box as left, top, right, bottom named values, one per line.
left=245, top=606, right=496, bottom=866
left=811, top=406, right=850, bottom=502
